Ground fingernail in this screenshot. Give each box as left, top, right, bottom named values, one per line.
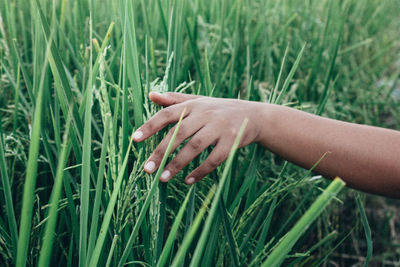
left=144, top=161, right=155, bottom=172
left=161, top=170, right=171, bottom=181
left=187, top=177, right=196, bottom=185
left=151, top=91, right=163, bottom=96
left=133, top=130, right=143, bottom=140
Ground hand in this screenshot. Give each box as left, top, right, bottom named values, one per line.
left=132, top=92, right=263, bottom=184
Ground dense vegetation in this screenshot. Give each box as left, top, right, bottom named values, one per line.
left=0, top=0, right=399, bottom=266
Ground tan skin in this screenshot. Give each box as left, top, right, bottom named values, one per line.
left=133, top=92, right=400, bottom=198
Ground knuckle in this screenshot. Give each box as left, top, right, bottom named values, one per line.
left=230, top=127, right=238, bottom=136
left=145, top=122, right=155, bottom=133
left=152, top=148, right=164, bottom=160
left=206, top=159, right=220, bottom=170
left=213, top=153, right=227, bottom=165
left=188, top=137, right=202, bottom=151
left=169, top=160, right=183, bottom=172
left=160, top=107, right=174, bottom=119
left=176, top=126, right=186, bottom=140
left=204, top=109, right=216, bottom=117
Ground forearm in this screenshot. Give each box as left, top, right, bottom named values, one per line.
left=255, top=103, right=400, bottom=198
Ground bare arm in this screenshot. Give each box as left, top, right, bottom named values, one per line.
left=256, top=104, right=400, bottom=198
left=133, top=92, right=400, bottom=198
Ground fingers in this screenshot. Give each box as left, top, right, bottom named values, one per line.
left=160, top=126, right=219, bottom=182
left=137, top=92, right=234, bottom=184
left=149, top=92, right=201, bottom=107
left=143, top=115, right=206, bottom=175
left=185, top=139, right=232, bottom=184
left=133, top=104, right=188, bottom=142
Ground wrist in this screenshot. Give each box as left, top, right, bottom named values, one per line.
left=252, top=102, right=277, bottom=145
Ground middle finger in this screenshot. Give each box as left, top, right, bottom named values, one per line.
left=144, top=114, right=205, bottom=174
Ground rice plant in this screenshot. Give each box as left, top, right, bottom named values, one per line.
left=0, top=0, right=399, bottom=266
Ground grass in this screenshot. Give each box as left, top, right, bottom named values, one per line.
left=0, top=0, right=400, bottom=266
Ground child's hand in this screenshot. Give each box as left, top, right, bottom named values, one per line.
left=132, top=92, right=262, bottom=184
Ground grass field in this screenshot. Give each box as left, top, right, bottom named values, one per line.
left=0, top=0, right=400, bottom=266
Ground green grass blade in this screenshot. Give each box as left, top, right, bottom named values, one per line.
left=170, top=185, right=216, bottom=267
left=116, top=108, right=187, bottom=267
left=218, top=197, right=240, bottom=266
left=229, top=146, right=260, bottom=212
left=156, top=0, right=168, bottom=40
left=89, top=22, right=115, bottom=89
left=123, top=0, right=144, bottom=127
left=252, top=198, right=278, bottom=261
left=261, top=178, right=345, bottom=267
left=274, top=183, right=318, bottom=239
left=313, top=231, right=352, bottom=266
left=105, top=235, right=118, bottom=267
left=0, top=59, right=30, bottom=117
left=355, top=193, right=373, bottom=267
left=268, top=45, right=289, bottom=104
left=79, top=13, right=94, bottom=267
left=156, top=187, right=194, bottom=267
left=184, top=18, right=205, bottom=93
left=287, top=230, right=338, bottom=267
left=88, top=134, right=135, bottom=267
left=316, top=76, right=337, bottom=116
left=11, top=40, right=34, bottom=105
left=181, top=183, right=197, bottom=265
left=87, top=114, right=111, bottom=260
left=38, top=112, right=73, bottom=267
left=12, top=64, right=21, bottom=135
left=189, top=119, right=249, bottom=267
left=274, top=43, right=306, bottom=105
left=155, top=182, right=168, bottom=264
left=0, top=120, right=18, bottom=261
left=317, top=11, right=344, bottom=115
left=15, top=33, right=50, bottom=267
left=201, top=214, right=221, bottom=266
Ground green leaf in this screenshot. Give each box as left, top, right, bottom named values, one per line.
left=261, top=178, right=345, bottom=267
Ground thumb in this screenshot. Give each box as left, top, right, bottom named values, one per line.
left=149, top=92, right=201, bottom=107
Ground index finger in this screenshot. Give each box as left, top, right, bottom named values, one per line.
left=149, top=92, right=202, bottom=107
left=133, top=104, right=189, bottom=142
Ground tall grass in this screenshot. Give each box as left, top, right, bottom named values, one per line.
left=0, top=0, right=399, bottom=266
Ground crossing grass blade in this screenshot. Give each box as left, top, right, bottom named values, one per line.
left=79, top=13, right=94, bottom=266
left=123, top=0, right=144, bottom=128
left=170, top=185, right=217, bottom=267
left=0, top=121, right=18, bottom=261
left=15, top=30, right=51, bottom=267
left=33, top=0, right=103, bottom=187
left=252, top=198, right=278, bottom=261
left=355, top=193, right=373, bottom=267
left=274, top=43, right=306, bottom=105
left=12, top=37, right=34, bottom=106
left=166, top=0, right=186, bottom=91
left=87, top=114, right=111, bottom=260
left=155, top=182, right=168, bottom=264
left=286, top=230, right=338, bottom=267
left=269, top=45, right=289, bottom=104
left=88, top=134, right=135, bottom=267
left=218, top=196, right=240, bottom=266
left=37, top=112, right=72, bottom=267
left=12, top=64, right=21, bottom=135
left=261, top=178, right=346, bottom=267
left=105, top=235, right=118, bottom=267
left=117, top=108, right=187, bottom=267
left=189, top=119, right=248, bottom=267
left=156, top=187, right=194, bottom=267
